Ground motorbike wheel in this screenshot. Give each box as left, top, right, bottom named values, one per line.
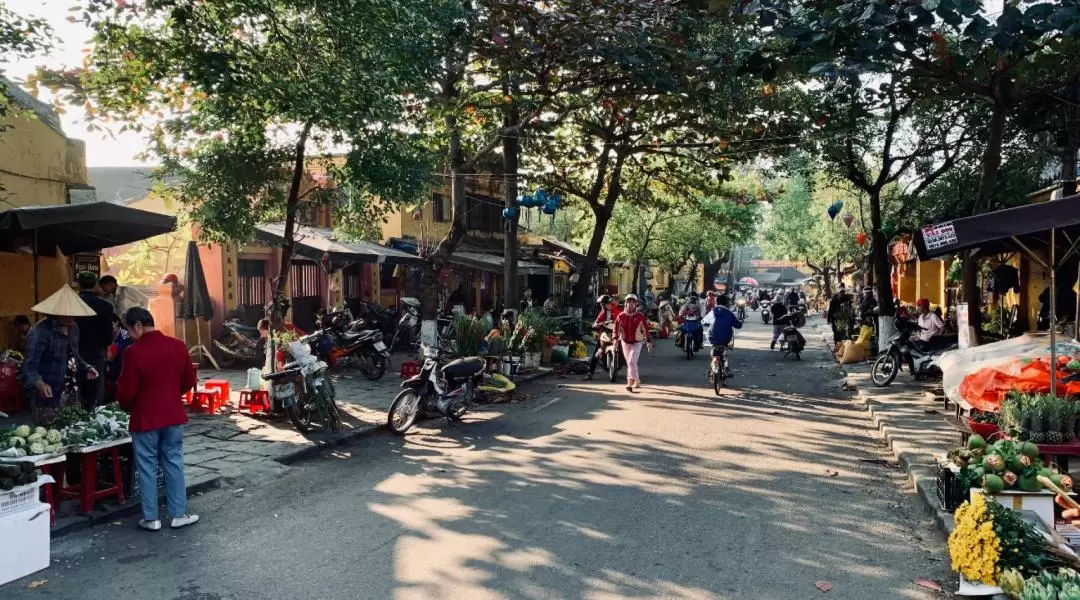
left=447, top=382, right=474, bottom=422
left=388, top=389, right=421, bottom=434
left=360, top=352, right=387, bottom=380
left=871, top=352, right=900, bottom=387
left=286, top=400, right=313, bottom=433
left=608, top=352, right=618, bottom=383
left=685, top=338, right=694, bottom=360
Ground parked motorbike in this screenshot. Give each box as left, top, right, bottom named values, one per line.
left=387, top=344, right=485, bottom=434
left=871, top=319, right=958, bottom=387
left=328, top=327, right=390, bottom=379
left=262, top=341, right=341, bottom=433
left=679, top=316, right=703, bottom=360
left=213, top=319, right=264, bottom=368
left=773, top=313, right=807, bottom=360
left=389, top=297, right=421, bottom=353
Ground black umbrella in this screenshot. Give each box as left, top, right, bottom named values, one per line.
left=180, top=241, right=216, bottom=367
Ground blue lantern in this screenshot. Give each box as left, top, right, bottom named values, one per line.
left=549, top=194, right=562, bottom=209
left=534, top=190, right=548, bottom=205
left=502, top=206, right=519, bottom=219
left=518, top=193, right=536, bottom=208
left=541, top=201, right=557, bottom=215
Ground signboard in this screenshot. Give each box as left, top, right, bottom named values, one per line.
left=921, top=222, right=958, bottom=252
left=70, top=253, right=101, bottom=280
left=956, top=303, right=971, bottom=349
left=552, top=259, right=571, bottom=274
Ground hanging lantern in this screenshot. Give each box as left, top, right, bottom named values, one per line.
left=534, top=189, right=548, bottom=206
left=855, top=231, right=868, bottom=246
left=827, top=199, right=844, bottom=220
left=549, top=194, right=562, bottom=209
left=502, top=206, right=519, bottom=219
left=519, top=193, right=537, bottom=208
left=541, top=201, right=557, bottom=215
left=842, top=212, right=854, bottom=228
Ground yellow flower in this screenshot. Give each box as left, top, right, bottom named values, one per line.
left=948, top=495, right=1002, bottom=585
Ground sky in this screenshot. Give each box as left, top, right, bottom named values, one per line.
left=7, top=0, right=152, bottom=167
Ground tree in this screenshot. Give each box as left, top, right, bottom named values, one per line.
left=0, top=5, right=50, bottom=128
left=740, top=0, right=1080, bottom=340
left=47, top=0, right=453, bottom=325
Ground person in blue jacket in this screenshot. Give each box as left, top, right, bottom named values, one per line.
left=707, top=294, right=743, bottom=377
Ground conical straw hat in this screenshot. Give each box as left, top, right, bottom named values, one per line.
left=31, top=285, right=97, bottom=317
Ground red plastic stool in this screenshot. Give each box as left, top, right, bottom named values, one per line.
left=237, top=389, right=271, bottom=415
left=400, top=360, right=421, bottom=379
left=189, top=389, right=218, bottom=413
left=203, top=379, right=230, bottom=412
left=59, top=444, right=126, bottom=515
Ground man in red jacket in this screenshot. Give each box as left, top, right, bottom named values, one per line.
left=116, top=307, right=199, bottom=531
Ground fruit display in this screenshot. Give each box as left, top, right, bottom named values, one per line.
left=948, top=436, right=1071, bottom=494
left=0, top=425, right=64, bottom=458
left=1001, top=393, right=1079, bottom=444
left=60, top=403, right=130, bottom=446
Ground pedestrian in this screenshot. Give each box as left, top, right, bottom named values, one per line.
left=770, top=297, right=788, bottom=350
left=542, top=294, right=558, bottom=316
left=115, top=307, right=199, bottom=532
left=106, top=313, right=134, bottom=384
left=75, top=271, right=115, bottom=409
left=7, top=314, right=31, bottom=355
left=644, top=286, right=656, bottom=309
left=826, top=283, right=851, bottom=342
left=612, top=294, right=653, bottom=393
left=520, top=288, right=535, bottom=312
left=98, top=274, right=149, bottom=316
left=21, top=286, right=99, bottom=425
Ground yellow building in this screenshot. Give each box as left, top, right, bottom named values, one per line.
left=0, top=79, right=89, bottom=330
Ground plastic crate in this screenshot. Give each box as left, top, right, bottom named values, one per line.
left=0, top=480, right=45, bottom=519
left=935, top=461, right=968, bottom=513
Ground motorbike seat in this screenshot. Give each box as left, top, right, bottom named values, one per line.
left=340, top=330, right=377, bottom=344
left=441, top=357, right=485, bottom=380
left=228, top=321, right=260, bottom=336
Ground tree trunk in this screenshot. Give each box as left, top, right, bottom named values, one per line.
left=702, top=260, right=722, bottom=294
left=502, top=98, right=520, bottom=316
left=631, top=258, right=642, bottom=296
left=570, top=207, right=611, bottom=307
left=868, top=191, right=895, bottom=318
left=685, top=258, right=699, bottom=294
left=269, top=122, right=313, bottom=328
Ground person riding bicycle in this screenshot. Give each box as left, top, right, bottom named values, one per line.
left=679, top=292, right=705, bottom=351
left=586, top=295, right=622, bottom=380
left=707, top=294, right=743, bottom=377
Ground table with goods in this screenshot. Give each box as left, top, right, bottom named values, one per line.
left=1, top=403, right=132, bottom=518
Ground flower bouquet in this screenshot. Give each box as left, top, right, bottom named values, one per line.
left=949, top=493, right=1080, bottom=587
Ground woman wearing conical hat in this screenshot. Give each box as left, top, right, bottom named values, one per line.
left=21, top=286, right=101, bottom=425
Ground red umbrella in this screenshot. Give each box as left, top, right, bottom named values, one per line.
left=738, top=277, right=759, bottom=287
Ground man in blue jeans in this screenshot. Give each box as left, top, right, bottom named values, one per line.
left=116, top=307, right=199, bottom=531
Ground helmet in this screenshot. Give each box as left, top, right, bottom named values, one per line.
left=624, top=294, right=640, bottom=303
left=596, top=294, right=613, bottom=306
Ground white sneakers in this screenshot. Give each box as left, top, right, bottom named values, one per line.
left=138, top=514, right=199, bottom=531
left=170, top=514, right=200, bottom=529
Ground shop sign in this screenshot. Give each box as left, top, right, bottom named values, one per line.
left=922, top=222, right=958, bottom=252
left=956, top=303, right=971, bottom=349
left=71, top=253, right=101, bottom=278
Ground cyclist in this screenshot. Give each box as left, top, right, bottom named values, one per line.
left=707, top=294, right=742, bottom=379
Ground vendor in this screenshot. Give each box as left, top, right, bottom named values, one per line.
left=22, top=286, right=100, bottom=425
left=6, top=314, right=31, bottom=355
left=914, top=297, right=946, bottom=351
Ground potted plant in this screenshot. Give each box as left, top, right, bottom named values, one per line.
left=452, top=315, right=486, bottom=357
left=966, top=410, right=1000, bottom=440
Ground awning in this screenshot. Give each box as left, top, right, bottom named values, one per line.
left=449, top=251, right=549, bottom=276
left=255, top=223, right=422, bottom=267
left=913, top=194, right=1080, bottom=261
left=0, top=201, right=177, bottom=255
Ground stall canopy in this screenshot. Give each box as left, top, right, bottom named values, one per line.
left=255, top=223, right=422, bottom=267
left=913, top=194, right=1080, bottom=261
left=0, top=201, right=177, bottom=255
left=449, top=251, right=549, bottom=276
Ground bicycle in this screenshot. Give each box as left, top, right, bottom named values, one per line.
left=707, top=344, right=730, bottom=395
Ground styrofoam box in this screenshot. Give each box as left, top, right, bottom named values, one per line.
left=0, top=502, right=50, bottom=586
left=971, top=488, right=1067, bottom=529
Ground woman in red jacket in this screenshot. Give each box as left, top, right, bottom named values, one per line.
left=612, top=294, right=653, bottom=392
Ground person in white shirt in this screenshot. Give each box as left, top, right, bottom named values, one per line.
left=915, top=297, right=945, bottom=348
left=99, top=275, right=149, bottom=316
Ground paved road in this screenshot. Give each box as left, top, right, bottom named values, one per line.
left=5, top=317, right=951, bottom=599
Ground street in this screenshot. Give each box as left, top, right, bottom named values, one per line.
left=6, top=318, right=951, bottom=600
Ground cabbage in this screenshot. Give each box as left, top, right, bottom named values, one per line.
left=9, top=437, right=25, bottom=448
left=33, top=426, right=46, bottom=437
left=45, top=430, right=61, bottom=444
left=28, top=442, right=45, bottom=455
left=26, top=432, right=43, bottom=443
left=13, top=425, right=30, bottom=438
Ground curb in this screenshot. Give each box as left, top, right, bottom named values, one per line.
left=50, top=368, right=554, bottom=537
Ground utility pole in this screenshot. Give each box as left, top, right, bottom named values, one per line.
left=502, top=76, right=520, bottom=315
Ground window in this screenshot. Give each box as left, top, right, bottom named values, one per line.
left=433, top=193, right=447, bottom=222
left=237, top=259, right=268, bottom=307
left=289, top=261, right=323, bottom=298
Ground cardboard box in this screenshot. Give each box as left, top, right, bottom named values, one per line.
left=0, top=502, right=50, bottom=586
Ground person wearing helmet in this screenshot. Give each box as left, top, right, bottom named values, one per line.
left=586, top=295, right=622, bottom=379
left=769, top=296, right=789, bottom=350
left=679, top=292, right=704, bottom=351
left=612, top=294, right=652, bottom=392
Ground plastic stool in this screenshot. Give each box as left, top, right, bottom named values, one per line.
left=237, top=389, right=271, bottom=415
left=58, top=445, right=126, bottom=515
left=189, top=390, right=217, bottom=413
left=399, top=360, right=421, bottom=379
left=203, top=379, right=230, bottom=412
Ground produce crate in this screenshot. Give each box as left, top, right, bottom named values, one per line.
left=0, top=477, right=50, bottom=520
left=935, top=461, right=967, bottom=513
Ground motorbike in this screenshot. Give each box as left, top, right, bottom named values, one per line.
left=213, top=319, right=264, bottom=367
left=595, top=322, right=625, bottom=382
left=773, top=313, right=806, bottom=360
left=387, top=344, right=485, bottom=434
left=735, top=298, right=748, bottom=321
left=679, top=315, right=703, bottom=360
left=761, top=305, right=772, bottom=324
left=327, top=327, right=390, bottom=379
left=871, top=319, right=958, bottom=387
left=262, top=341, right=342, bottom=433
left=389, top=297, right=421, bottom=353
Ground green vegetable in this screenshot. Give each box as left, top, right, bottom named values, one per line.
left=45, top=430, right=60, bottom=444
left=27, top=442, right=45, bottom=455
left=13, top=425, right=30, bottom=438
left=9, top=437, right=25, bottom=449
left=25, top=432, right=43, bottom=443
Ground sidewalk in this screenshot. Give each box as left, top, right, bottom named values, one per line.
left=50, top=365, right=552, bottom=535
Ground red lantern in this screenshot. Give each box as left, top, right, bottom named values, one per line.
left=855, top=232, right=868, bottom=246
